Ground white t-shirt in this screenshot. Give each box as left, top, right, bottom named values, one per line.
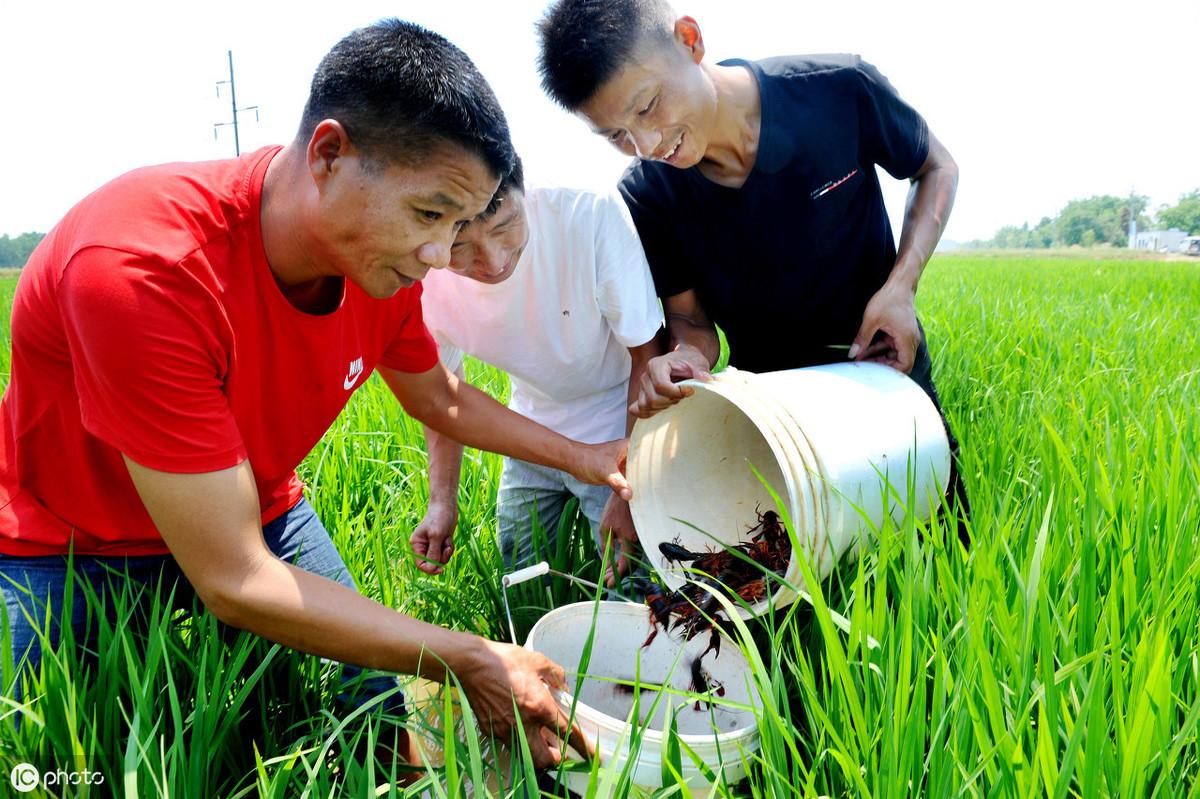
left=420, top=187, right=664, bottom=444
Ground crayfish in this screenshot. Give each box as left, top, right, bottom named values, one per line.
left=640, top=508, right=792, bottom=707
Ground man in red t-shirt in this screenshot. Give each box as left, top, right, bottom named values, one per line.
left=0, top=20, right=619, bottom=768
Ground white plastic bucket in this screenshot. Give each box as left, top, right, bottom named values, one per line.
left=628, top=362, right=950, bottom=615
left=525, top=601, right=760, bottom=795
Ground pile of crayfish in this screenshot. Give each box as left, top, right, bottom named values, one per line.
left=641, top=508, right=791, bottom=662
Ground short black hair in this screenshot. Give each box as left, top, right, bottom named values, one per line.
left=480, top=155, right=526, bottom=220
left=537, top=0, right=675, bottom=110
left=300, top=19, right=514, bottom=178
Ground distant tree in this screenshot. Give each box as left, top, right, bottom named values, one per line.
left=1032, top=217, right=1055, bottom=248
left=982, top=194, right=1152, bottom=249
left=1156, top=190, right=1200, bottom=235
left=0, top=232, right=46, bottom=267
left=1056, top=195, right=1147, bottom=247
left=992, top=224, right=1035, bottom=248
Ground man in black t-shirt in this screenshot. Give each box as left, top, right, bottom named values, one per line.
left=537, top=0, right=970, bottom=531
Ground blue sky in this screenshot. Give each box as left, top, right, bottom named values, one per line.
left=1, top=0, right=1195, bottom=241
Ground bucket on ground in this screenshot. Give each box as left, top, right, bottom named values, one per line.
left=627, top=362, right=950, bottom=615
left=524, top=601, right=759, bottom=795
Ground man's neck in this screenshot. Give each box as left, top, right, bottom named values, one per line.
left=260, top=146, right=342, bottom=313
left=696, top=62, right=762, bottom=188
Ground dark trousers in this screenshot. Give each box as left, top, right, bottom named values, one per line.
left=905, top=331, right=972, bottom=544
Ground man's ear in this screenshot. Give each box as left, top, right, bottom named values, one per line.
left=673, top=16, right=706, bottom=64
left=305, top=119, right=353, bottom=190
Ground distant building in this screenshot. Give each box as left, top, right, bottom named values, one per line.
left=1134, top=228, right=1188, bottom=252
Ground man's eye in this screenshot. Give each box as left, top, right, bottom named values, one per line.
left=421, top=210, right=442, bottom=222
left=608, top=131, right=625, bottom=144
left=638, top=96, right=657, bottom=116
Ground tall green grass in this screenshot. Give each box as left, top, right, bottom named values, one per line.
left=1, top=254, right=1198, bottom=796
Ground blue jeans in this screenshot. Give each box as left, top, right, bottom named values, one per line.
left=496, top=456, right=612, bottom=570
left=0, top=498, right=403, bottom=714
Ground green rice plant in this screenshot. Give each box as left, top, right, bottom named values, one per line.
left=1, top=255, right=1198, bottom=797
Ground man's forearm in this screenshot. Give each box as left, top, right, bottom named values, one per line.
left=125, top=456, right=487, bottom=684
left=891, top=138, right=959, bottom=293
left=390, top=368, right=580, bottom=475
left=217, top=555, right=484, bottom=680
left=667, top=315, right=721, bottom=368
left=423, top=364, right=466, bottom=505
left=424, top=424, right=465, bottom=505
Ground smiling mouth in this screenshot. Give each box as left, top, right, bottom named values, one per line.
left=479, top=255, right=515, bottom=283
left=660, top=133, right=683, bottom=163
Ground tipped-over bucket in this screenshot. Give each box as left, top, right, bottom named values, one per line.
left=628, top=362, right=950, bottom=615
left=525, top=601, right=760, bottom=795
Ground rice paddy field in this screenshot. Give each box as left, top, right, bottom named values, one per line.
left=1, top=252, right=1198, bottom=797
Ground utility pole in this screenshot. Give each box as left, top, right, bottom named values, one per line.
left=1127, top=188, right=1137, bottom=249
left=214, top=51, right=259, bottom=156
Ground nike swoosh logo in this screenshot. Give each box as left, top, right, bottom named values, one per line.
left=343, top=357, right=364, bottom=390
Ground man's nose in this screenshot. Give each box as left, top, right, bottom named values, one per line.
left=477, top=241, right=507, bottom=275
left=417, top=239, right=451, bottom=269
left=629, top=127, right=662, bottom=160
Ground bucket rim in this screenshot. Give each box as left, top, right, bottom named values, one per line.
left=628, top=371, right=813, bottom=616
left=524, top=600, right=764, bottom=746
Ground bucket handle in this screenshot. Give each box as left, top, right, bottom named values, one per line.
left=500, top=561, right=603, bottom=645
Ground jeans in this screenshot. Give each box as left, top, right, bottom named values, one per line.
left=0, top=498, right=403, bottom=713
left=496, top=456, right=613, bottom=570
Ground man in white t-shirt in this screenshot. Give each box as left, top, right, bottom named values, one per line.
left=414, top=158, right=663, bottom=580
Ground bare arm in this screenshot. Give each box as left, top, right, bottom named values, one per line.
left=664, top=290, right=721, bottom=369
left=851, top=132, right=958, bottom=371
left=122, top=456, right=589, bottom=766
left=379, top=362, right=630, bottom=499
left=411, top=361, right=467, bottom=574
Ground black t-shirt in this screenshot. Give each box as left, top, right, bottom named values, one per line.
left=619, top=54, right=929, bottom=372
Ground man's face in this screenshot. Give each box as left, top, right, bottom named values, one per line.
left=312, top=144, right=498, bottom=299
left=577, top=28, right=717, bottom=169
left=447, top=189, right=530, bottom=285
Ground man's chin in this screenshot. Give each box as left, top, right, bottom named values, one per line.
left=389, top=270, right=419, bottom=292
left=475, top=269, right=515, bottom=285
left=356, top=274, right=412, bottom=300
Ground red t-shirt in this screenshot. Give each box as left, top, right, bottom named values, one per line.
left=0, top=146, right=439, bottom=556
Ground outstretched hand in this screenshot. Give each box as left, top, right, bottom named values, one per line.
left=849, top=282, right=921, bottom=373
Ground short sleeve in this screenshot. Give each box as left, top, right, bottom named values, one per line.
left=618, top=166, right=692, bottom=299
left=434, top=337, right=465, bottom=375
left=59, top=247, right=247, bottom=473
left=592, top=192, right=665, bottom=348
left=855, top=60, right=929, bottom=180
left=377, top=282, right=441, bottom=373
